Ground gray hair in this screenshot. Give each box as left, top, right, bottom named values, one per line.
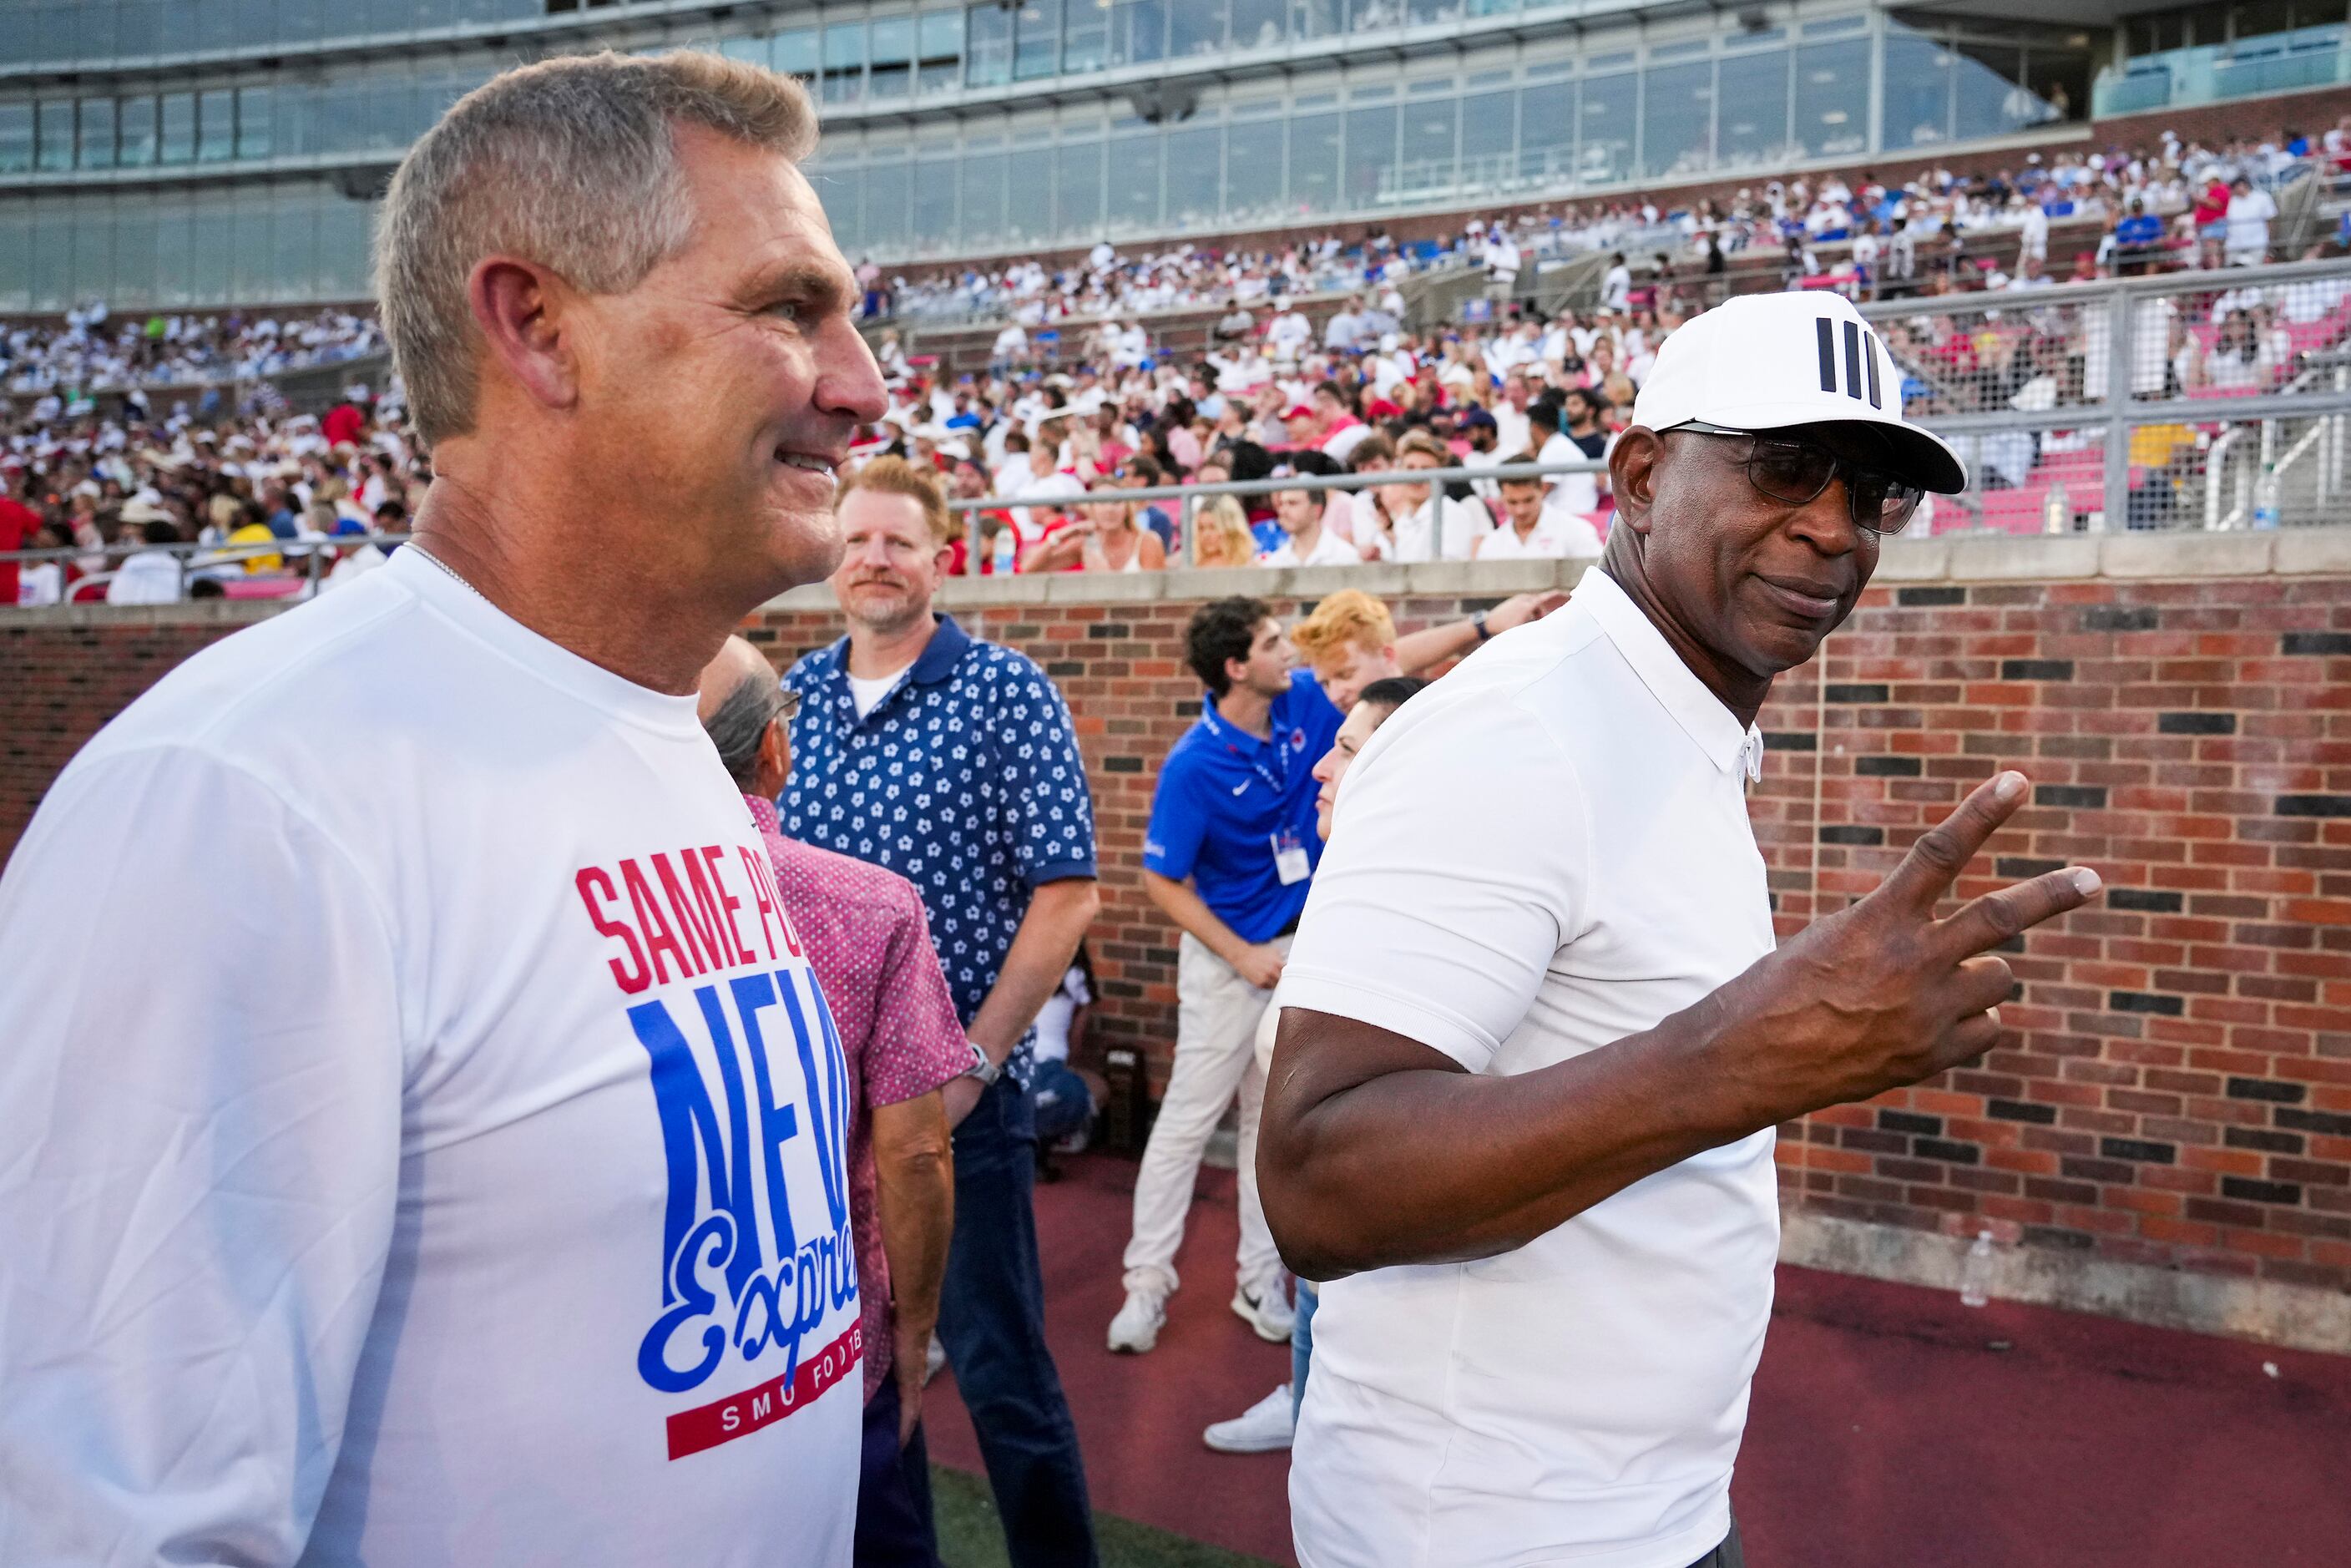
left=376, top=50, right=818, bottom=448
left=704, top=670, right=785, bottom=789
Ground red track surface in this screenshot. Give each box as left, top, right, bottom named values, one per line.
left=924, top=1156, right=2351, bottom=1566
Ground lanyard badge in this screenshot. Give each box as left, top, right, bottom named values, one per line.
left=1271, top=827, right=1312, bottom=885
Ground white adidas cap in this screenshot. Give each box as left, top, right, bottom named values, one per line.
left=1632, top=291, right=1967, bottom=494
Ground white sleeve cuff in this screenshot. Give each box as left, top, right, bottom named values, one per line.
left=1273, top=969, right=1500, bottom=1075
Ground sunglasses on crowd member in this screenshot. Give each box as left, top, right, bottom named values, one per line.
left=1666, top=420, right=1924, bottom=536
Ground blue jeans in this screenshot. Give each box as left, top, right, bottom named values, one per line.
left=1290, top=1279, right=1317, bottom=1426
left=936, top=1075, right=1099, bottom=1568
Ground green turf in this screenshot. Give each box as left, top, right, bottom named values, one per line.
left=931, top=1464, right=1282, bottom=1568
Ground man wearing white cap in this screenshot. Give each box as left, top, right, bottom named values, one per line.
left=1261, top=291, right=2104, bottom=1568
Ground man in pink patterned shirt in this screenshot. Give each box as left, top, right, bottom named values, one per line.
left=700, top=634, right=978, bottom=1567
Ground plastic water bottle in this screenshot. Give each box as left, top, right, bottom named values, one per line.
left=1959, top=1229, right=1995, bottom=1308
left=2042, top=480, right=2070, bottom=534
left=2252, top=466, right=2281, bottom=530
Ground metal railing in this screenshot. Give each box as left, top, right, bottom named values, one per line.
left=945, top=457, right=1605, bottom=573
left=5, top=530, right=396, bottom=606
left=1858, top=256, right=2351, bottom=532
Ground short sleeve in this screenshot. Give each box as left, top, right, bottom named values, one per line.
left=0, top=746, right=405, bottom=1565
left=999, top=659, right=1097, bottom=887
left=867, top=882, right=979, bottom=1108
left=1279, top=687, right=1591, bottom=1074
left=1142, top=753, right=1208, bottom=883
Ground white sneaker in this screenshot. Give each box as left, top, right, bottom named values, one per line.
left=1203, top=1384, right=1294, bottom=1454
left=1107, top=1284, right=1168, bottom=1353
left=1232, top=1279, right=1295, bottom=1343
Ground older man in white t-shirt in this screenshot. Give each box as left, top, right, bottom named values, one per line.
left=1261, top=293, right=2101, bottom=1568
left=0, top=54, right=888, bottom=1565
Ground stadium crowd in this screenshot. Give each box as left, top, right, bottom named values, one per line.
left=9, top=119, right=2351, bottom=606
left=0, top=382, right=421, bottom=608
left=867, top=123, right=2351, bottom=324
left=1, top=303, right=384, bottom=398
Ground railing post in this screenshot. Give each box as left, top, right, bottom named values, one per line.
left=2101, top=281, right=2132, bottom=532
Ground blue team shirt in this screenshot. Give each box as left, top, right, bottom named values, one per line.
left=2116, top=213, right=2164, bottom=247
left=1144, top=669, right=1342, bottom=943
left=779, top=614, right=1096, bottom=1080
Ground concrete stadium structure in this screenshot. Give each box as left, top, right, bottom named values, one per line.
left=6, top=0, right=2351, bottom=309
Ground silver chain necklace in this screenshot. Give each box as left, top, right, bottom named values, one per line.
left=410, top=542, right=486, bottom=601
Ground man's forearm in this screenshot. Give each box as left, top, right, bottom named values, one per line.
left=965, top=877, right=1099, bottom=1065
left=1260, top=1000, right=1762, bottom=1282
left=872, top=1095, right=954, bottom=1383
left=1141, top=870, right=1252, bottom=969
left=1392, top=617, right=1483, bottom=675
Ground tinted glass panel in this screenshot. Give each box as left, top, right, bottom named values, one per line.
left=236, top=84, right=272, bottom=160
left=1224, top=118, right=1283, bottom=225
left=1716, top=48, right=1788, bottom=169
left=1884, top=29, right=1954, bottom=147
left=1014, top=0, right=1058, bottom=78
left=1795, top=38, right=1871, bottom=158
left=1170, top=0, right=1225, bottom=56
left=1006, top=146, right=1054, bottom=244
left=1341, top=103, right=1397, bottom=210
left=1165, top=124, right=1220, bottom=228
left=1577, top=73, right=1634, bottom=185
left=863, top=159, right=910, bottom=252
left=0, top=104, right=34, bottom=175
left=198, top=88, right=235, bottom=161
left=1105, top=131, right=1160, bottom=234
left=118, top=95, right=158, bottom=165
left=78, top=99, right=117, bottom=170
left=1288, top=109, right=1339, bottom=214
left=1641, top=59, right=1711, bottom=180
left=960, top=149, right=1006, bottom=246
left=1110, top=0, right=1165, bottom=63
left=965, top=4, right=1011, bottom=84
left=1460, top=86, right=1514, bottom=192
left=36, top=101, right=73, bottom=171
left=1053, top=138, right=1103, bottom=240
left=159, top=92, right=195, bottom=163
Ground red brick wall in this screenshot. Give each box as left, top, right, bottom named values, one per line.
left=0, top=606, right=274, bottom=863
left=5, top=573, right=2347, bottom=1296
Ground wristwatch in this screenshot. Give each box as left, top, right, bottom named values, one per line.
left=1471, top=611, right=1493, bottom=643
left=963, top=1040, right=1002, bottom=1086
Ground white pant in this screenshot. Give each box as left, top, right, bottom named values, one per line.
left=1121, top=931, right=1287, bottom=1296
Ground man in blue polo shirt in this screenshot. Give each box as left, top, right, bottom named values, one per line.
left=1111, top=595, right=1342, bottom=1354
left=781, top=456, right=1100, bottom=1568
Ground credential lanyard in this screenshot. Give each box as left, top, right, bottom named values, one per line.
left=1200, top=700, right=1291, bottom=796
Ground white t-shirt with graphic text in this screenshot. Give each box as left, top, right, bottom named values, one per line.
left=0, top=546, right=862, bottom=1566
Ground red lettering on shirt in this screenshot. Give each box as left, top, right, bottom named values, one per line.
left=741, top=850, right=804, bottom=958
left=574, top=866, right=651, bottom=995
left=651, top=851, right=722, bottom=976
left=736, top=846, right=782, bottom=960
left=698, top=845, right=758, bottom=966
left=620, top=857, right=692, bottom=986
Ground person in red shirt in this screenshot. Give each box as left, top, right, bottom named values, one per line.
left=698, top=632, right=977, bottom=1568
left=2193, top=177, right=2232, bottom=268
left=0, top=479, right=40, bottom=608
left=321, top=398, right=367, bottom=449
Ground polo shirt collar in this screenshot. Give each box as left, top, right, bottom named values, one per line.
left=908, top=613, right=972, bottom=685
left=1576, top=566, right=1764, bottom=781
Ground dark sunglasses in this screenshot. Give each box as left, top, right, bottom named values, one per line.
left=1669, top=420, right=1924, bottom=536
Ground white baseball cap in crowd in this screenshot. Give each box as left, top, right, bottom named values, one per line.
left=1631, top=291, right=1967, bottom=493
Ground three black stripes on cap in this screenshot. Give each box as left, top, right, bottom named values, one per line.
left=1816, top=317, right=1883, bottom=410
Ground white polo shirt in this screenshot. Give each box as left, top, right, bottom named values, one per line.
left=1281, top=565, right=1777, bottom=1568
left=1476, top=510, right=1603, bottom=561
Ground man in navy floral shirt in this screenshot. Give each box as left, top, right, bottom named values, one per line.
left=781, top=457, right=1101, bottom=1568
